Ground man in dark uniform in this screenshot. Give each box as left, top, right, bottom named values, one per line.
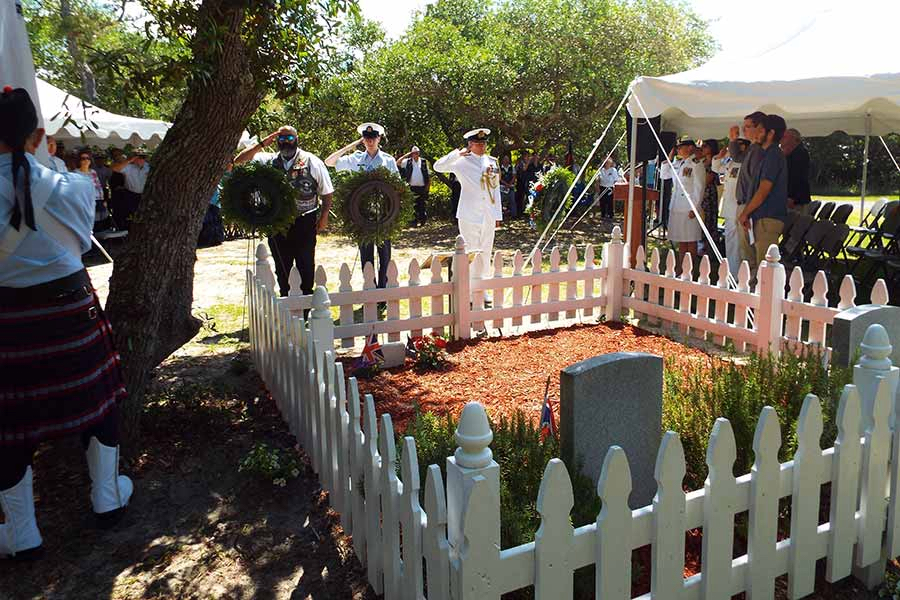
left=234, top=126, right=334, bottom=297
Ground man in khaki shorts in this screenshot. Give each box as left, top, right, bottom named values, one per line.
left=738, top=114, right=790, bottom=274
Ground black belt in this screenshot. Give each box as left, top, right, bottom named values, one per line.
left=0, top=269, right=93, bottom=305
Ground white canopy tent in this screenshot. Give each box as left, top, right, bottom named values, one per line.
left=623, top=2, right=900, bottom=249
left=37, top=77, right=171, bottom=149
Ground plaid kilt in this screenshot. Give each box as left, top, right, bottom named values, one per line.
left=0, top=282, right=126, bottom=448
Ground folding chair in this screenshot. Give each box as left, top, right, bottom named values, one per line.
left=816, top=202, right=837, bottom=221
left=855, top=216, right=900, bottom=289
left=829, top=204, right=853, bottom=224
left=844, top=200, right=900, bottom=270
left=780, top=214, right=815, bottom=265
left=859, top=198, right=887, bottom=230
left=796, top=220, right=835, bottom=270
left=806, top=200, right=822, bottom=218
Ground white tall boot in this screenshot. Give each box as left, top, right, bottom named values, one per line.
left=0, top=466, right=43, bottom=559
left=86, top=437, right=133, bottom=525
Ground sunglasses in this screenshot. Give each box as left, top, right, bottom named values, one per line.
left=277, top=135, right=296, bottom=142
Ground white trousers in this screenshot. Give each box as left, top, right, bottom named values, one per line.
left=723, top=218, right=740, bottom=280
left=458, top=214, right=496, bottom=281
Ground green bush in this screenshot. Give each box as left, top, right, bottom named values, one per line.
left=401, top=408, right=599, bottom=549
left=664, top=349, right=852, bottom=489
left=426, top=181, right=454, bottom=221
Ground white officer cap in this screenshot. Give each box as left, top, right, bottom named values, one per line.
left=411, top=145, right=420, bottom=153
left=464, top=128, right=490, bottom=142
left=357, top=122, right=385, bottom=137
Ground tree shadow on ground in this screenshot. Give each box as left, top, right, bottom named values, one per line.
left=0, top=335, right=376, bottom=600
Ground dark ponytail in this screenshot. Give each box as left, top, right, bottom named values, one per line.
left=0, top=86, right=39, bottom=231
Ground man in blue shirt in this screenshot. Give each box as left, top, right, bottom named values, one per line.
left=738, top=114, right=789, bottom=274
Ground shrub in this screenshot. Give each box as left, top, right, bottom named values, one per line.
left=426, top=181, right=454, bottom=220
left=401, top=408, right=599, bottom=549
left=239, top=442, right=301, bottom=487
left=410, top=334, right=450, bottom=371
left=664, top=349, right=852, bottom=489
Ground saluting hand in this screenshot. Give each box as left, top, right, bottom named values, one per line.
left=459, top=148, right=472, bottom=157
left=262, top=131, right=279, bottom=147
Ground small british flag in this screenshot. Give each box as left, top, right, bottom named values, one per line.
left=356, top=332, right=384, bottom=368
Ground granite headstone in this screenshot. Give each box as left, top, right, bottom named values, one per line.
left=560, top=352, right=663, bottom=508
left=832, top=305, right=900, bottom=368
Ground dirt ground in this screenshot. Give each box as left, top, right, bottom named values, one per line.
left=0, top=213, right=883, bottom=599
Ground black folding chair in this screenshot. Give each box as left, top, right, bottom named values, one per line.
left=806, top=200, right=822, bottom=218
left=780, top=214, right=815, bottom=265
left=829, top=204, right=853, bottom=224
left=816, top=202, right=837, bottom=221
left=844, top=200, right=900, bottom=271
left=858, top=198, right=887, bottom=230
left=855, top=217, right=900, bottom=289
left=796, top=220, right=835, bottom=270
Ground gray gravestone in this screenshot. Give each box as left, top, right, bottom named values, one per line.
left=832, top=305, right=900, bottom=368
left=560, top=352, right=663, bottom=509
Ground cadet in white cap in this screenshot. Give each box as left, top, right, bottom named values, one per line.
left=397, top=145, right=431, bottom=226
left=659, top=137, right=705, bottom=273
left=433, top=128, right=502, bottom=298
left=325, top=123, right=399, bottom=289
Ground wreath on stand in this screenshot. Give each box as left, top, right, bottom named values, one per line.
left=526, top=166, right=576, bottom=231
left=333, top=168, right=414, bottom=245
left=220, top=162, right=298, bottom=237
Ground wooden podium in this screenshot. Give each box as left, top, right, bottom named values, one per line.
left=616, top=184, right=659, bottom=267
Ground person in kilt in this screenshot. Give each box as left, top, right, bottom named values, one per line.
left=0, top=87, right=133, bottom=560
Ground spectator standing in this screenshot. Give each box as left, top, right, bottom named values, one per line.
left=515, top=153, right=529, bottom=218
left=712, top=138, right=749, bottom=280
left=699, top=139, right=721, bottom=254
left=449, top=173, right=461, bottom=217
left=45, top=135, right=67, bottom=173
left=728, top=111, right=767, bottom=268
left=236, top=126, right=333, bottom=297
left=597, top=157, right=619, bottom=219
left=781, top=128, right=812, bottom=214
left=110, top=148, right=150, bottom=230
left=499, top=154, right=516, bottom=218
left=738, top=114, right=789, bottom=274
left=74, top=148, right=109, bottom=232
left=325, top=123, right=399, bottom=289
left=398, top=146, right=431, bottom=227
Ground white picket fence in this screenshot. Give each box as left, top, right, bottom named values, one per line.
left=248, top=261, right=900, bottom=599
left=269, top=226, right=890, bottom=356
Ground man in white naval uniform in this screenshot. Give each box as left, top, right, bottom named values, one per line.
left=433, top=128, right=502, bottom=299
left=711, top=138, right=748, bottom=280
left=325, top=122, right=399, bottom=289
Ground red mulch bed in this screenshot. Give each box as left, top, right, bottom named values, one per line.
left=342, top=321, right=714, bottom=432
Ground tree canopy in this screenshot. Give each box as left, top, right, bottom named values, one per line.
left=276, top=0, right=715, bottom=163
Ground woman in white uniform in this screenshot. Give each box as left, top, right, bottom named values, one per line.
left=660, top=138, right=706, bottom=270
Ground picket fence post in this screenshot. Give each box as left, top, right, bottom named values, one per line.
left=255, top=243, right=276, bottom=293
left=446, top=402, right=501, bottom=599
left=452, top=236, right=472, bottom=340
left=851, top=324, right=899, bottom=588
left=754, top=244, right=786, bottom=355
left=604, top=226, right=624, bottom=322
left=309, top=286, right=334, bottom=352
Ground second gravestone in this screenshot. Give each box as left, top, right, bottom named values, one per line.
left=560, top=352, right=662, bottom=509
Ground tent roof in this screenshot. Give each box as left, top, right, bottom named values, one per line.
left=627, top=4, right=900, bottom=138
left=37, top=78, right=171, bottom=148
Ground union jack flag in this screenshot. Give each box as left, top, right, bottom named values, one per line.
left=539, top=376, right=556, bottom=441
left=356, top=333, right=384, bottom=368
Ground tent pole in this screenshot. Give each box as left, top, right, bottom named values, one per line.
left=861, top=112, right=871, bottom=218
left=626, top=114, right=638, bottom=251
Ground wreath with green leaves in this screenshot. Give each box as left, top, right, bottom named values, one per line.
left=333, top=168, right=413, bottom=245
left=220, top=162, right=298, bottom=237
left=526, top=166, right=576, bottom=231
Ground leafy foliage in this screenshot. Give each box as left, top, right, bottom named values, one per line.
left=220, top=162, right=298, bottom=237
left=664, top=349, right=853, bottom=489
left=238, top=442, right=301, bottom=487
left=409, top=334, right=450, bottom=371
left=402, top=408, right=599, bottom=549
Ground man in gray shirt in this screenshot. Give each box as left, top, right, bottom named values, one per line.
left=728, top=111, right=767, bottom=271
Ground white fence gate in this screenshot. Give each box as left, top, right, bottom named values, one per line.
left=248, top=255, right=900, bottom=599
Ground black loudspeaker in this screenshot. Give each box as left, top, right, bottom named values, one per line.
left=625, top=114, right=663, bottom=163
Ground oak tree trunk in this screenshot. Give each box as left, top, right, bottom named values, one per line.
left=104, top=0, right=264, bottom=449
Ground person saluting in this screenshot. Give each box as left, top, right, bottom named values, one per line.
left=0, top=87, right=132, bottom=559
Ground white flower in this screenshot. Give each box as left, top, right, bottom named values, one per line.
left=273, top=478, right=286, bottom=487
left=290, top=469, right=300, bottom=478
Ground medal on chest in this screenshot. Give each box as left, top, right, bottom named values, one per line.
left=481, top=163, right=499, bottom=203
